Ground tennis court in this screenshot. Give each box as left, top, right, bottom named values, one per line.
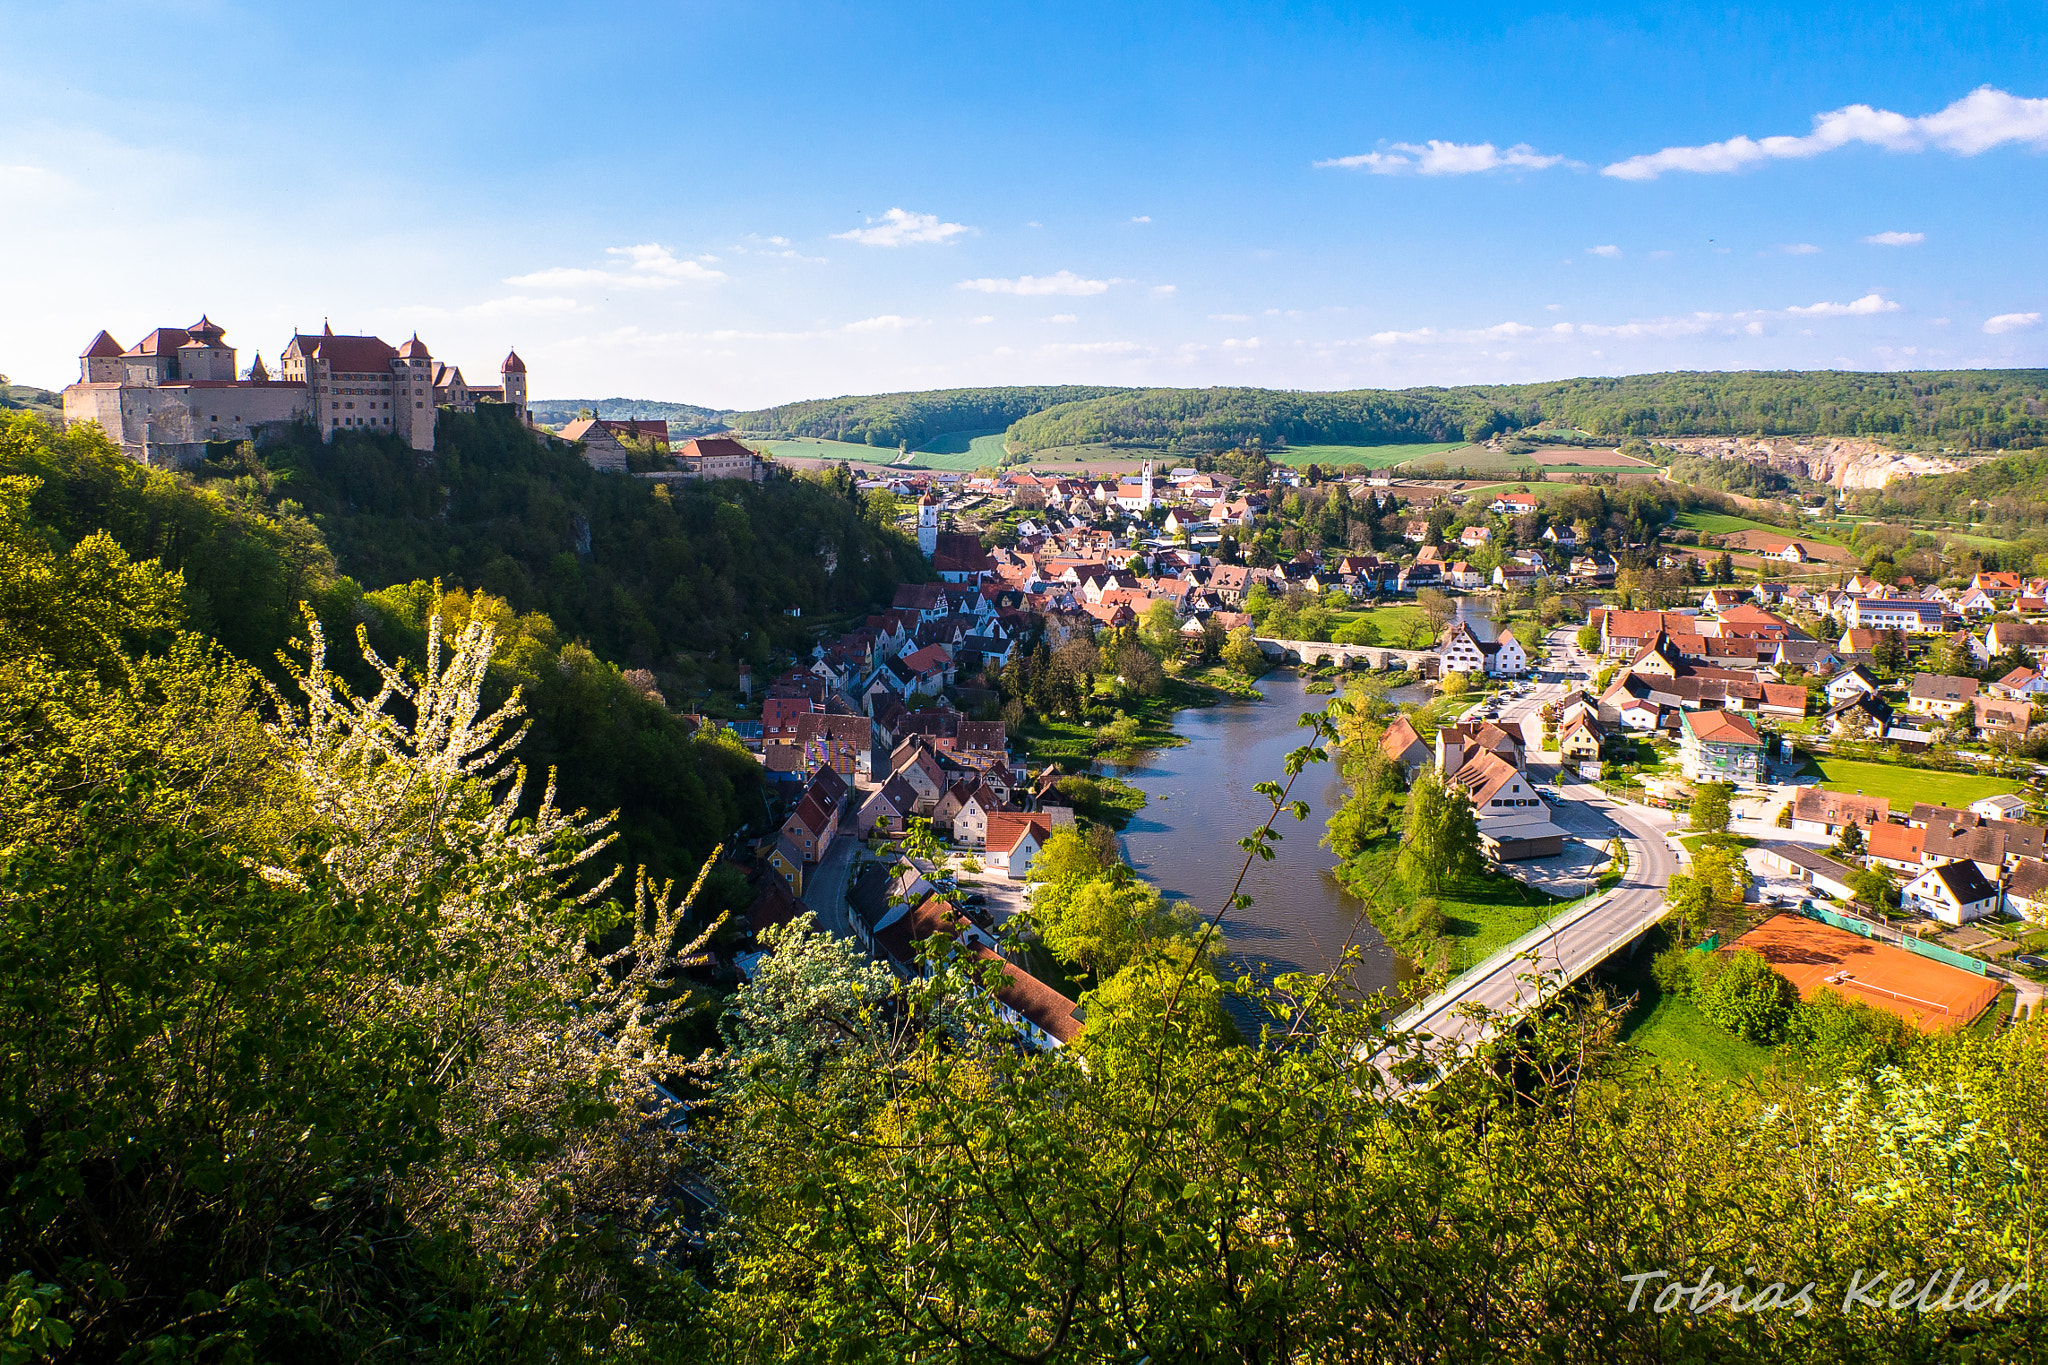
left=1726, top=913, right=2002, bottom=1032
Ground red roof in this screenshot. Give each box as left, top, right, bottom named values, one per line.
left=1866, top=823, right=1924, bottom=863
left=81, top=329, right=125, bottom=359
left=502, top=348, right=526, bottom=373
left=285, top=331, right=401, bottom=374
left=678, top=436, right=756, bottom=461
left=987, top=812, right=1053, bottom=855
left=1682, top=709, right=1762, bottom=747
left=397, top=334, right=432, bottom=358
left=972, top=947, right=1084, bottom=1044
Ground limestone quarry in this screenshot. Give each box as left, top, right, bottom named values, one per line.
left=1655, top=435, right=1974, bottom=490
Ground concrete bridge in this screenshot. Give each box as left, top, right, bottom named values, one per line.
left=1255, top=636, right=1437, bottom=673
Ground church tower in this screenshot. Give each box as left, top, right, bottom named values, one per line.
left=1140, top=459, right=1153, bottom=511
left=917, top=494, right=939, bottom=557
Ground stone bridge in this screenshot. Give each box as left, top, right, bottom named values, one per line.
left=1256, top=637, right=1437, bottom=674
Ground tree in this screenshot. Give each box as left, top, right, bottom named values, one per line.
left=1221, top=625, right=1266, bottom=676
left=719, top=913, right=896, bottom=1090
left=1398, top=764, right=1481, bottom=895
left=1416, top=587, right=1455, bottom=640
left=1439, top=669, right=1470, bottom=699
left=1872, top=629, right=1909, bottom=675
left=1139, top=598, right=1181, bottom=654
left=1690, top=781, right=1733, bottom=835
left=1112, top=637, right=1166, bottom=698
left=1664, top=840, right=1747, bottom=941
left=1716, top=550, right=1736, bottom=583
left=1852, top=865, right=1900, bottom=913
left=1576, top=623, right=1601, bottom=652
left=1834, top=821, right=1866, bottom=858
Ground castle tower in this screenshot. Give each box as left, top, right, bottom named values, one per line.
left=79, top=330, right=125, bottom=383
left=917, top=494, right=939, bottom=557
left=395, top=334, right=436, bottom=453
left=500, top=349, right=529, bottom=423
left=246, top=352, right=269, bottom=381
left=1140, top=459, right=1153, bottom=511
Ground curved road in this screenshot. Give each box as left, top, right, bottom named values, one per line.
left=1391, top=626, right=1680, bottom=1065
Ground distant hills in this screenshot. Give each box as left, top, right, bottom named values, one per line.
left=550, top=370, right=2048, bottom=457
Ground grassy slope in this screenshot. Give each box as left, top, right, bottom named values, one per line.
left=1619, top=987, right=1778, bottom=1081
left=1808, top=755, right=2022, bottom=809
left=908, top=431, right=1009, bottom=470
left=1340, top=841, right=1565, bottom=971
left=758, top=437, right=904, bottom=466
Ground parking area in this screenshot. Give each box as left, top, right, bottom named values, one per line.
left=952, top=868, right=1031, bottom=927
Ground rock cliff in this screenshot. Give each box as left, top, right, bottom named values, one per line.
left=1657, top=436, right=1971, bottom=490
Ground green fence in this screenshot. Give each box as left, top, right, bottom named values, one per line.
left=1797, top=903, right=1987, bottom=976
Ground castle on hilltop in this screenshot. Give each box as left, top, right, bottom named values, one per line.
left=63, top=316, right=528, bottom=467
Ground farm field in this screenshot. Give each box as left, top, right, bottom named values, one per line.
left=756, top=437, right=904, bottom=467
left=1805, top=756, right=2024, bottom=811
left=1528, top=447, right=1646, bottom=467
left=907, top=429, right=1009, bottom=470
left=1015, top=443, right=1153, bottom=472
left=1671, top=509, right=1799, bottom=536
left=1271, top=442, right=1468, bottom=468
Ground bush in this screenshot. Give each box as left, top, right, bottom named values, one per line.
left=1440, top=670, right=1470, bottom=698
left=1695, top=949, right=1798, bottom=1044
left=1576, top=624, right=1601, bottom=652
left=1786, top=987, right=1914, bottom=1075
left=1403, top=898, right=1446, bottom=939
left=1651, top=944, right=1698, bottom=998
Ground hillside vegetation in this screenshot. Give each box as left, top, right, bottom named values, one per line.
left=1852, top=447, right=2048, bottom=535
left=728, top=385, right=1128, bottom=450
left=528, top=396, right=734, bottom=436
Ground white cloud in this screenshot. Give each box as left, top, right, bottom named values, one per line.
left=1039, top=340, right=1149, bottom=356
left=1045, top=313, right=1079, bottom=324
left=1209, top=313, right=1251, bottom=322
left=1221, top=336, right=1263, bottom=349
left=842, top=314, right=925, bottom=333
left=1603, top=86, right=2048, bottom=180
left=1151, top=284, right=1177, bottom=295
left=1587, top=244, right=1621, bottom=258
left=1316, top=140, right=1569, bottom=175
left=1779, top=243, right=1822, bottom=254
left=832, top=207, right=972, bottom=247
left=1479, top=321, right=1534, bottom=338
left=968, top=315, right=995, bottom=325
left=1863, top=230, right=1925, bottom=245
left=1984, top=312, right=2042, bottom=334
left=1130, top=215, right=1152, bottom=223
left=957, top=270, right=1115, bottom=296
left=507, top=242, right=726, bottom=291
left=1786, top=293, right=1900, bottom=316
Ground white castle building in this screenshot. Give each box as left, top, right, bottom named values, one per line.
left=63, top=316, right=528, bottom=467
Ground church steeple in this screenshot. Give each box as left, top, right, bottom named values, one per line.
left=247, top=352, right=269, bottom=381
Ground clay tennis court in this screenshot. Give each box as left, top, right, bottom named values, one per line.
left=1726, top=913, right=2003, bottom=1032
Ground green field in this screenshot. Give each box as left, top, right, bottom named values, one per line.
left=1618, top=982, right=1775, bottom=1081
left=756, top=437, right=904, bottom=466
left=1328, top=604, right=1432, bottom=649
left=1671, top=509, right=1796, bottom=536
left=907, top=429, right=1009, bottom=470
left=1807, top=756, right=2024, bottom=811
left=1270, top=442, right=1470, bottom=469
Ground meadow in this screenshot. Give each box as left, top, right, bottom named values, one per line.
left=756, top=437, right=905, bottom=467
left=1270, top=442, right=1469, bottom=469
left=1806, top=755, right=2024, bottom=810
left=908, top=429, right=1010, bottom=470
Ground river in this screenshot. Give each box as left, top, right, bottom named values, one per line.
left=1102, top=670, right=1416, bottom=1017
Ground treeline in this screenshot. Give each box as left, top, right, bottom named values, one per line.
left=727, top=384, right=1127, bottom=449
left=528, top=396, right=734, bottom=435
left=1006, top=371, right=2048, bottom=453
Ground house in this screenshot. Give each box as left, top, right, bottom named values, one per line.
left=1825, top=665, right=1880, bottom=706
left=1991, top=666, right=2048, bottom=701
left=1543, top=523, right=1577, bottom=549
left=858, top=775, right=922, bottom=838
left=1615, top=697, right=1664, bottom=731
left=1449, top=561, right=1484, bottom=590
left=765, top=834, right=808, bottom=895
left=1970, top=794, right=2030, bottom=822
left=1459, top=525, right=1492, bottom=548
left=1557, top=714, right=1606, bottom=764
left=1823, top=693, right=1895, bottom=737
left=1974, top=694, right=2032, bottom=739
left=1986, top=620, right=2048, bottom=657
left=1901, top=860, right=2001, bottom=926
left=1438, top=620, right=1529, bottom=677
left=1449, top=751, right=1566, bottom=860
left=1919, top=810, right=2048, bottom=879
left=970, top=947, right=1085, bottom=1049
left=1489, top=493, right=1537, bottom=515
left=1788, top=788, right=1889, bottom=838
left=1436, top=718, right=1527, bottom=775
left=2003, top=857, right=2048, bottom=923
left=1837, top=627, right=1882, bottom=658
left=1845, top=598, right=1948, bottom=634
left=1755, top=843, right=1861, bottom=901
left=793, top=711, right=877, bottom=779
left=1379, top=715, right=1432, bottom=783
left=987, top=812, right=1055, bottom=879
left=1677, top=708, right=1765, bottom=784
left=1907, top=673, right=1979, bottom=720
left=1865, top=822, right=1927, bottom=874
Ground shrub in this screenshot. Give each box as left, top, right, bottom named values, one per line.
left=1696, top=949, right=1798, bottom=1044
left=1651, top=944, right=1698, bottom=999
left=1403, top=898, right=1446, bottom=939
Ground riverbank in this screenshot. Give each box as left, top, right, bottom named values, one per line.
left=1333, top=833, right=1568, bottom=976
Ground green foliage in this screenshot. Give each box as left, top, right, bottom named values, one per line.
left=1690, top=781, right=1733, bottom=834
left=730, top=385, right=1126, bottom=450
left=1398, top=764, right=1481, bottom=895
left=1221, top=624, right=1266, bottom=676
left=1695, top=948, right=1799, bottom=1043
left=1576, top=623, right=1601, bottom=652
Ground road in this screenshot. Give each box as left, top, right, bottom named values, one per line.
left=801, top=828, right=859, bottom=936
left=1393, top=627, right=1680, bottom=1068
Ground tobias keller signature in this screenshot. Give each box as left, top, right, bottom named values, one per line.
left=1621, top=1268, right=2028, bottom=1316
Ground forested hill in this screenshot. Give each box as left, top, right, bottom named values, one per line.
left=1006, top=371, right=2048, bottom=453
left=712, top=369, right=2048, bottom=455
left=727, top=385, right=1129, bottom=449
left=528, top=396, right=734, bottom=435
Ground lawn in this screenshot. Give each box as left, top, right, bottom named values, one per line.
left=1806, top=755, right=2024, bottom=810
left=1270, top=442, right=1469, bottom=469
left=1338, top=840, right=1566, bottom=972
left=1618, top=985, right=1777, bottom=1082
left=908, top=429, right=1009, bottom=470
left=1328, top=603, right=1431, bottom=648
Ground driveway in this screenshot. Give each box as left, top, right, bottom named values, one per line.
left=800, top=833, right=860, bottom=936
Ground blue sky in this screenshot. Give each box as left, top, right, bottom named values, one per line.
left=5, top=1, right=2045, bottom=407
